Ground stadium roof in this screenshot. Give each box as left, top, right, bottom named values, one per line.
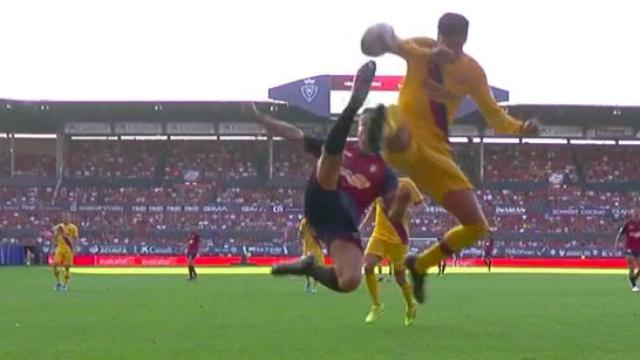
left=460, top=104, right=640, bottom=127
left=1, top=99, right=639, bottom=134
left=0, top=99, right=327, bottom=133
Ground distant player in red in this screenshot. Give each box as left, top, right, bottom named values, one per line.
left=483, top=235, right=494, bottom=272
left=186, top=231, right=200, bottom=280
left=254, top=62, right=401, bottom=294
left=614, top=209, right=640, bottom=292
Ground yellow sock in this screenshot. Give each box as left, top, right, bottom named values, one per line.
left=63, top=269, right=71, bottom=285
left=400, top=282, right=414, bottom=309
left=53, top=268, right=60, bottom=283
left=416, top=223, right=489, bottom=273
left=365, top=272, right=381, bottom=306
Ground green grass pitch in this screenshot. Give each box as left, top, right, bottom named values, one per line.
left=1, top=267, right=638, bottom=360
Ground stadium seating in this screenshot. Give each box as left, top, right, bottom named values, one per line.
left=1, top=141, right=637, bottom=258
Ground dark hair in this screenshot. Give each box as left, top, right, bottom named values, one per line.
left=362, top=104, right=386, bottom=153
left=438, top=12, right=469, bottom=38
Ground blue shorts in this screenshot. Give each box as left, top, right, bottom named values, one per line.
left=304, top=173, right=362, bottom=250
left=625, top=249, right=640, bottom=258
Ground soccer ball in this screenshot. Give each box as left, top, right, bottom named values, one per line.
left=361, top=23, right=395, bottom=57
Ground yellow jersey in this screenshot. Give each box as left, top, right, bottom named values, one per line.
left=397, top=37, right=524, bottom=145
left=54, top=223, right=79, bottom=253
left=371, top=178, right=423, bottom=244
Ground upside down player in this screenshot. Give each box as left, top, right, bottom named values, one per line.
left=614, top=209, right=640, bottom=292
left=361, top=13, right=539, bottom=302
left=254, top=61, right=399, bottom=293
left=299, top=217, right=325, bottom=293
left=51, top=212, right=79, bottom=291
left=361, top=177, right=424, bottom=326
left=186, top=231, right=200, bottom=281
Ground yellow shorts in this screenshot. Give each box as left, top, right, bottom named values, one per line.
left=365, top=235, right=408, bottom=269
left=53, top=249, right=74, bottom=266
left=304, top=245, right=325, bottom=265
left=383, top=105, right=473, bottom=204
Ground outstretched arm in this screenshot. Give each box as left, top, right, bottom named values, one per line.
left=250, top=104, right=305, bottom=141
left=361, top=23, right=436, bottom=59
left=468, top=65, right=540, bottom=135
left=249, top=104, right=323, bottom=157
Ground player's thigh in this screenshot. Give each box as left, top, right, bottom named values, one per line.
left=330, top=239, right=363, bottom=286
left=63, top=252, right=74, bottom=267
left=385, top=243, right=408, bottom=271
left=442, top=189, right=488, bottom=226
left=416, top=148, right=485, bottom=225
left=364, top=237, right=385, bottom=265
left=315, top=151, right=343, bottom=191
left=363, top=253, right=382, bottom=273
left=53, top=251, right=65, bottom=266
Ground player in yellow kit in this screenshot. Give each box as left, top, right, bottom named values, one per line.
left=52, top=212, right=79, bottom=291
left=361, top=13, right=540, bottom=302
left=361, top=178, right=424, bottom=326
left=299, top=218, right=325, bottom=293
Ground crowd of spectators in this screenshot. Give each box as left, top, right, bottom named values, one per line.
left=1, top=140, right=639, bottom=257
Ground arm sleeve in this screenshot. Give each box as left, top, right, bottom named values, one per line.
left=303, top=135, right=324, bottom=158
left=468, top=64, right=524, bottom=135
left=397, top=37, right=435, bottom=60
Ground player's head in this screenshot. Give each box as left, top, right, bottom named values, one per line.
left=437, top=12, right=469, bottom=58
left=630, top=209, right=639, bottom=220
left=357, top=104, right=386, bottom=153
left=61, top=212, right=71, bottom=224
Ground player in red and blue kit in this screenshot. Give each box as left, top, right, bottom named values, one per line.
left=186, top=231, right=200, bottom=281
left=252, top=61, right=399, bottom=293
left=614, top=209, right=640, bottom=292
left=483, top=235, right=494, bottom=272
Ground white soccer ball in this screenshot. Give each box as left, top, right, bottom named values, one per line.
left=361, top=23, right=395, bottom=57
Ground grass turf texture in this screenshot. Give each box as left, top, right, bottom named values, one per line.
left=1, top=267, right=638, bottom=360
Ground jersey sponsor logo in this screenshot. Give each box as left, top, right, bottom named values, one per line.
left=628, top=231, right=640, bottom=238
left=340, top=168, right=371, bottom=189
left=300, top=78, right=319, bottom=102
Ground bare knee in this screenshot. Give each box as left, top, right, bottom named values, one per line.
left=363, top=255, right=380, bottom=274
left=364, top=264, right=376, bottom=274
left=338, top=273, right=361, bottom=292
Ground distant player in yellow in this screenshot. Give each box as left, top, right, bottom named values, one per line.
left=361, top=178, right=424, bottom=326
left=299, top=218, right=325, bottom=293
left=52, top=212, right=79, bottom=291
left=361, top=13, right=540, bottom=302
